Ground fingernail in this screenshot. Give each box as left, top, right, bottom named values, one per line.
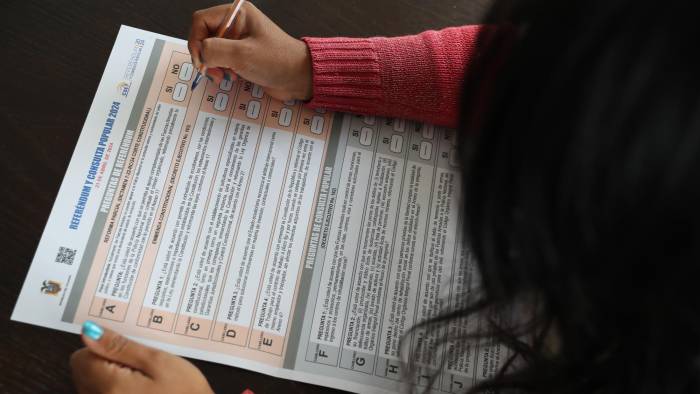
left=82, top=320, right=104, bottom=341
left=223, top=71, right=231, bottom=82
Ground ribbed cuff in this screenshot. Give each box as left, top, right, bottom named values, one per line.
left=301, top=37, right=384, bottom=111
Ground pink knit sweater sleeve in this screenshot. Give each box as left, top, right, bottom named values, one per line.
left=301, top=25, right=483, bottom=128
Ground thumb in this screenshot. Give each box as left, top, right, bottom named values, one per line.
left=200, top=37, right=248, bottom=71
left=81, top=320, right=164, bottom=377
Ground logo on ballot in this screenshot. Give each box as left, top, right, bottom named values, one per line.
left=116, top=81, right=131, bottom=98
left=40, top=280, right=62, bottom=295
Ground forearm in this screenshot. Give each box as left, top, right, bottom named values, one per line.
left=302, top=25, right=484, bottom=128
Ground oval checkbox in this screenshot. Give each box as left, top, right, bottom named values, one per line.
left=246, top=100, right=261, bottom=119
left=390, top=134, right=403, bottom=153
left=311, top=116, right=324, bottom=134
left=279, top=108, right=293, bottom=127
left=172, top=82, right=188, bottom=102
left=214, top=93, right=228, bottom=111
left=179, top=62, right=193, bottom=81
left=252, top=84, right=264, bottom=98
left=419, top=141, right=432, bottom=160
left=421, top=124, right=434, bottom=140
left=219, top=78, right=233, bottom=91
left=360, top=127, right=373, bottom=146
left=449, top=147, right=459, bottom=167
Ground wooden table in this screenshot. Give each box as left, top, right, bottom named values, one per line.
left=0, top=0, right=490, bottom=392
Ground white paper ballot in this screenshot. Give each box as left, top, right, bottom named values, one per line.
left=12, top=26, right=505, bottom=393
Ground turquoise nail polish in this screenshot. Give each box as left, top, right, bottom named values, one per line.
left=223, top=72, right=231, bottom=82
left=206, top=74, right=214, bottom=82
left=82, top=320, right=103, bottom=340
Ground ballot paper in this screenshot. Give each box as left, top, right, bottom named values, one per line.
left=12, top=26, right=505, bottom=393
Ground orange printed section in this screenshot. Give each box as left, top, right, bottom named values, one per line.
left=158, top=52, right=195, bottom=106
left=137, top=308, right=175, bottom=332
left=231, top=81, right=269, bottom=123
left=211, top=322, right=249, bottom=346
left=88, top=298, right=128, bottom=322
left=264, top=99, right=301, bottom=132
left=72, top=41, right=325, bottom=368
left=297, top=105, right=331, bottom=139
left=174, top=315, right=212, bottom=339
left=199, top=79, right=236, bottom=115
left=248, top=330, right=285, bottom=355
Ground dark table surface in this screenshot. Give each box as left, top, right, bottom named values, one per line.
left=0, top=0, right=490, bottom=392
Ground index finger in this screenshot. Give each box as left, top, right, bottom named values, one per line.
left=188, top=4, right=249, bottom=67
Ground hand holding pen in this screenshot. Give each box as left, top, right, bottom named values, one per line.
left=190, top=0, right=245, bottom=90
left=187, top=1, right=314, bottom=101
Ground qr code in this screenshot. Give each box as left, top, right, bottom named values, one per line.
left=55, top=246, right=76, bottom=265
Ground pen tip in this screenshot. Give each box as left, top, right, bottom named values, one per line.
left=191, top=74, right=201, bottom=90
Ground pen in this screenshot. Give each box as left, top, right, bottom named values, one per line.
left=191, top=0, right=246, bottom=90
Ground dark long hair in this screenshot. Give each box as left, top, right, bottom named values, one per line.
left=406, top=0, right=700, bottom=392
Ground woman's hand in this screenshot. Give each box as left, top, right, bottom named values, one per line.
left=70, top=321, right=213, bottom=394
left=188, top=2, right=313, bottom=102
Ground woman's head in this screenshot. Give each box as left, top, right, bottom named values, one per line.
left=456, top=0, right=700, bottom=392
